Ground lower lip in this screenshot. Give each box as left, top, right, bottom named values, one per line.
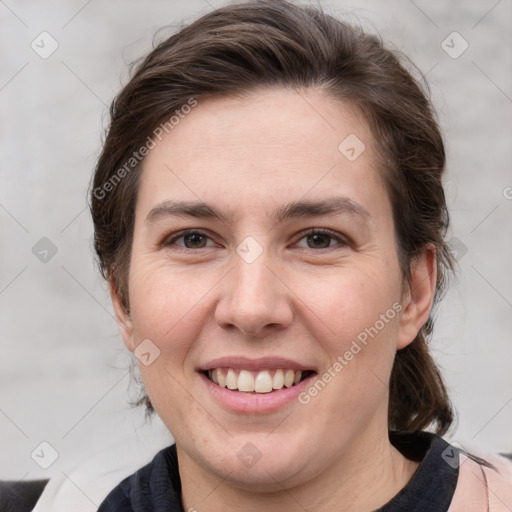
left=199, top=372, right=315, bottom=414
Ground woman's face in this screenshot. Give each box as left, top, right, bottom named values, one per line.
left=112, top=88, right=434, bottom=490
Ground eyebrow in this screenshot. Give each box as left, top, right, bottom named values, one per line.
left=145, top=196, right=372, bottom=226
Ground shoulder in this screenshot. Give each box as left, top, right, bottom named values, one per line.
left=391, top=431, right=512, bottom=511
left=0, top=479, right=49, bottom=512
left=98, top=444, right=180, bottom=512
left=30, top=432, right=173, bottom=512
left=449, top=450, right=512, bottom=512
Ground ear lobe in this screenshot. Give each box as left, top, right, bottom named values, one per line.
left=109, top=278, right=136, bottom=352
left=396, top=244, right=437, bottom=350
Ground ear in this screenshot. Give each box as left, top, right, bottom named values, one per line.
left=396, top=244, right=437, bottom=350
left=109, top=278, right=136, bottom=353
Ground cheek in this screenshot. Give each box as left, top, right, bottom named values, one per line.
left=290, top=264, right=403, bottom=409
left=127, top=258, right=216, bottom=359
left=291, top=263, right=401, bottom=344
left=126, top=262, right=214, bottom=429
left=299, top=272, right=401, bottom=412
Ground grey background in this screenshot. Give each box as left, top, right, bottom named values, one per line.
left=1, top=0, right=511, bottom=481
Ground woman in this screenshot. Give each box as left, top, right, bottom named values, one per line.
left=89, top=1, right=512, bottom=510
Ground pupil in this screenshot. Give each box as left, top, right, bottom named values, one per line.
left=309, top=234, right=330, bottom=248
left=185, top=233, right=206, bottom=248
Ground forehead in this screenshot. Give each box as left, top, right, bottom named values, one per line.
left=137, top=88, right=388, bottom=222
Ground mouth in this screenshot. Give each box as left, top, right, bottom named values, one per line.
left=198, top=357, right=318, bottom=412
left=202, top=368, right=316, bottom=394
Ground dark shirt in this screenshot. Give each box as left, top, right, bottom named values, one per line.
left=98, top=431, right=459, bottom=512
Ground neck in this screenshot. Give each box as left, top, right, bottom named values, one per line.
left=178, top=426, right=419, bottom=512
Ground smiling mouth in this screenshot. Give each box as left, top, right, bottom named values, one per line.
left=203, top=368, right=315, bottom=394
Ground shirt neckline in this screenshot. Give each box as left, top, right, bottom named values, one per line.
left=375, top=431, right=459, bottom=511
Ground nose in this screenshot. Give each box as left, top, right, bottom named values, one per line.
left=214, top=250, right=294, bottom=338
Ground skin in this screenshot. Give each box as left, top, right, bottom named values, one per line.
left=111, top=88, right=437, bottom=512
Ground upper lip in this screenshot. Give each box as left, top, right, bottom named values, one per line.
left=199, top=356, right=315, bottom=373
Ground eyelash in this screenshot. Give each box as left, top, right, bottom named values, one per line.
left=161, top=228, right=349, bottom=251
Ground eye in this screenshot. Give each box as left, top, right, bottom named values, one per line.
left=162, top=229, right=217, bottom=249
left=294, top=228, right=348, bottom=250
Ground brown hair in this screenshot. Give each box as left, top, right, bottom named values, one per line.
left=90, top=0, right=455, bottom=434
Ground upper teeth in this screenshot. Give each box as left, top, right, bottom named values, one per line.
left=208, top=368, right=303, bottom=393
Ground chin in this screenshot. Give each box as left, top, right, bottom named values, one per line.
left=192, top=431, right=319, bottom=491
left=213, top=455, right=311, bottom=492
